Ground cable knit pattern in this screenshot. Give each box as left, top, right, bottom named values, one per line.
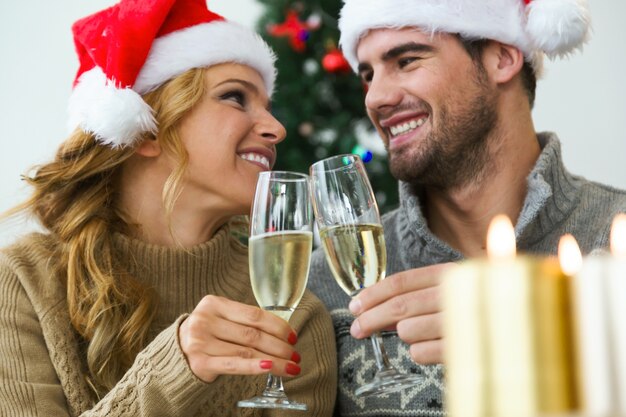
left=0, top=224, right=337, bottom=416
left=308, top=132, right=626, bottom=416
left=43, top=304, right=94, bottom=415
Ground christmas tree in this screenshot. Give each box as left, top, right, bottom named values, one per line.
left=256, top=0, right=399, bottom=213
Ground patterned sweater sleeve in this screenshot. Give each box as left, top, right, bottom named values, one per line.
left=274, top=290, right=337, bottom=417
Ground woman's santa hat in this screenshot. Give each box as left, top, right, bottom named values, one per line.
left=338, top=0, right=591, bottom=73
left=68, top=0, right=277, bottom=148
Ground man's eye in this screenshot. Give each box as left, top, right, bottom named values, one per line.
left=360, top=71, right=373, bottom=84
left=220, top=90, right=246, bottom=106
left=398, top=57, right=419, bottom=68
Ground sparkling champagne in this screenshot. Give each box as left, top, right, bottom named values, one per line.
left=319, top=223, right=386, bottom=296
left=249, top=231, right=313, bottom=321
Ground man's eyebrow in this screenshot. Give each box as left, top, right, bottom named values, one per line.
left=357, top=42, right=435, bottom=75
left=382, top=42, right=435, bottom=61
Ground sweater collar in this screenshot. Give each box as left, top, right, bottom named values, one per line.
left=112, top=223, right=251, bottom=305
left=398, top=132, right=582, bottom=256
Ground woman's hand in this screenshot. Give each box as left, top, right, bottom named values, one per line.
left=179, top=295, right=301, bottom=383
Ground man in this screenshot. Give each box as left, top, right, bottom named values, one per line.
left=308, top=0, right=626, bottom=415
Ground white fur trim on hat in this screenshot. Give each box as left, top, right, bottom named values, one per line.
left=135, top=21, right=277, bottom=95
left=338, top=0, right=590, bottom=73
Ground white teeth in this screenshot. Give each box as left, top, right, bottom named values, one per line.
left=389, top=117, right=427, bottom=137
left=240, top=153, right=270, bottom=169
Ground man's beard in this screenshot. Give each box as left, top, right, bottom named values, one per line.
left=388, top=66, right=499, bottom=191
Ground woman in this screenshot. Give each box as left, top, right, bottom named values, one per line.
left=0, top=0, right=336, bottom=415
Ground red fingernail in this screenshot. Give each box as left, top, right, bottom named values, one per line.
left=259, top=360, right=273, bottom=370
left=288, top=331, right=298, bottom=345
left=291, top=351, right=301, bottom=364
left=286, top=363, right=301, bottom=376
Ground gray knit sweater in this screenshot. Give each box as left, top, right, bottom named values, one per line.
left=308, top=133, right=626, bottom=417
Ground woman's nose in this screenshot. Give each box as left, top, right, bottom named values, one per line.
left=258, top=110, right=287, bottom=144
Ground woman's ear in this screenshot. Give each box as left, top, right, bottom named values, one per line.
left=134, top=137, right=162, bottom=157
left=482, top=41, right=525, bottom=84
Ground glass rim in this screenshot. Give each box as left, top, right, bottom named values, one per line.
left=310, top=154, right=362, bottom=173
left=258, top=170, right=309, bottom=181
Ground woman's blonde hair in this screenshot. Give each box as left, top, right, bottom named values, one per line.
left=10, top=67, right=207, bottom=395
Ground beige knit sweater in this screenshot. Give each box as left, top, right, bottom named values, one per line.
left=0, top=225, right=337, bottom=416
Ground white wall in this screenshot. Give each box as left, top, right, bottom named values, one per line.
left=533, top=1, right=626, bottom=190
left=1, top=1, right=625, bottom=245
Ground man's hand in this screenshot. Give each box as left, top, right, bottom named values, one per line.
left=348, top=263, right=452, bottom=364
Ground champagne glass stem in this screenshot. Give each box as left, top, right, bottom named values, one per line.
left=238, top=372, right=306, bottom=410
left=355, top=330, right=424, bottom=398
left=261, top=374, right=287, bottom=399
left=370, top=332, right=393, bottom=371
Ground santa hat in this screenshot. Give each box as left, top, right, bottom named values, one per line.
left=68, top=0, right=277, bottom=148
left=338, top=0, right=591, bottom=73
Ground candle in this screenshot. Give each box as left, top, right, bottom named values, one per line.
left=442, top=257, right=486, bottom=417
left=444, top=215, right=578, bottom=417
left=570, top=229, right=614, bottom=415
left=572, top=214, right=626, bottom=415
left=483, top=215, right=538, bottom=417
left=608, top=214, right=626, bottom=414
left=536, top=236, right=577, bottom=413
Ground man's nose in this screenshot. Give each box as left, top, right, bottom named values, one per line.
left=365, top=72, right=403, bottom=112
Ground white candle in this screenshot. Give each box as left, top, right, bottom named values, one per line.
left=572, top=254, right=613, bottom=415
left=442, top=261, right=487, bottom=417
left=484, top=215, right=537, bottom=417
left=568, top=215, right=626, bottom=416
left=608, top=214, right=626, bottom=414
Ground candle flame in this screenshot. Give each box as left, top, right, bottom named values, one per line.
left=610, top=213, right=626, bottom=258
left=558, top=234, right=582, bottom=276
left=487, top=214, right=516, bottom=260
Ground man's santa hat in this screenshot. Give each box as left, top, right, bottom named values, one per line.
left=68, top=0, right=276, bottom=148
left=338, top=0, right=591, bottom=73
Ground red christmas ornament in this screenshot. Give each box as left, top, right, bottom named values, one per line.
left=267, top=10, right=312, bottom=53
left=322, top=48, right=351, bottom=74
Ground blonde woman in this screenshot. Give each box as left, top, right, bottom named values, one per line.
left=0, top=0, right=336, bottom=415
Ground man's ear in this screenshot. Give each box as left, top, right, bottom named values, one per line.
left=482, top=41, right=525, bottom=84
left=134, top=137, right=162, bottom=157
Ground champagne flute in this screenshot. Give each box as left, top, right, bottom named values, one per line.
left=237, top=171, right=312, bottom=411
left=310, top=154, right=424, bottom=397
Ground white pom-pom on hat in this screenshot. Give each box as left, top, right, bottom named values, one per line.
left=68, top=68, right=157, bottom=148
left=525, top=0, right=591, bottom=58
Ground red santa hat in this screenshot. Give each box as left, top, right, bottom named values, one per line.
left=68, top=0, right=277, bottom=148
left=338, top=0, right=591, bottom=74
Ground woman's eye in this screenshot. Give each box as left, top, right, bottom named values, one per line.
left=221, top=90, right=246, bottom=106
